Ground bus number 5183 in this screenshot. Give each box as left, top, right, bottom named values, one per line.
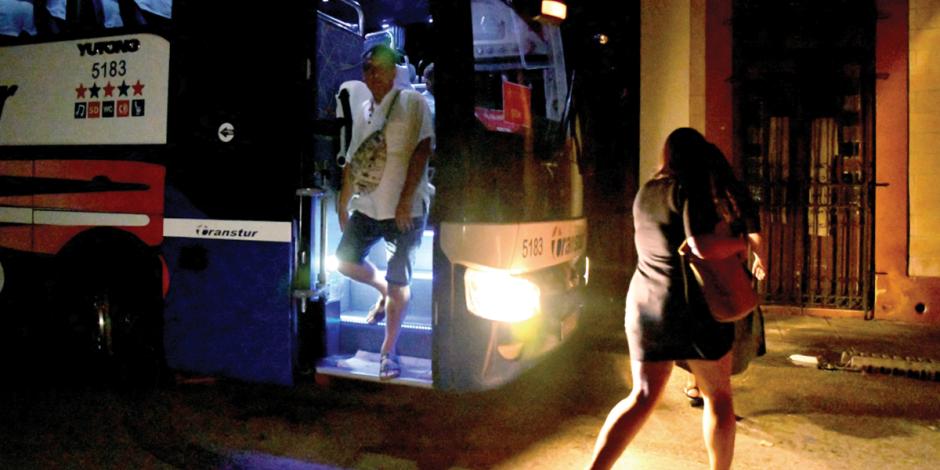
left=522, top=238, right=543, bottom=258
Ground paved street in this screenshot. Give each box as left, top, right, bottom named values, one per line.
left=3, top=306, right=940, bottom=469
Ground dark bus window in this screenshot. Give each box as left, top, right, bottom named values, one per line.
left=0, top=0, right=173, bottom=39
left=456, top=0, right=582, bottom=223
left=0, top=0, right=38, bottom=37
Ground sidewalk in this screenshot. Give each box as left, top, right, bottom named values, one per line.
left=729, top=313, right=940, bottom=470
left=509, top=312, right=940, bottom=469
left=3, top=312, right=938, bottom=470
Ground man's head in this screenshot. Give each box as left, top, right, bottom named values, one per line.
left=362, top=44, right=399, bottom=101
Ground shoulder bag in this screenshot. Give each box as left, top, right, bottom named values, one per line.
left=348, top=90, right=402, bottom=195
left=678, top=225, right=758, bottom=323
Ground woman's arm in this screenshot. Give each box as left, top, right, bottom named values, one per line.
left=686, top=233, right=747, bottom=260
left=686, top=231, right=767, bottom=281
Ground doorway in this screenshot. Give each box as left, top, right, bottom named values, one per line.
left=733, top=0, right=877, bottom=313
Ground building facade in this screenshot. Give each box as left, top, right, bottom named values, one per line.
left=639, top=0, right=940, bottom=324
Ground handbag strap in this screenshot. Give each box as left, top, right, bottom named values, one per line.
left=677, top=239, right=696, bottom=313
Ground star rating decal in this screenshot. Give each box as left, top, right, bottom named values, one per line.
left=73, top=80, right=146, bottom=120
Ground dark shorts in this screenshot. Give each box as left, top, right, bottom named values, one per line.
left=336, top=211, right=427, bottom=286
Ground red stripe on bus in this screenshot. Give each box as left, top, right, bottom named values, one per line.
left=0, top=226, right=32, bottom=252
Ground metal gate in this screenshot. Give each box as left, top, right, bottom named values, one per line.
left=733, top=0, right=876, bottom=313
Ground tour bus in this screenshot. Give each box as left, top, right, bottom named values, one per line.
left=0, top=0, right=587, bottom=390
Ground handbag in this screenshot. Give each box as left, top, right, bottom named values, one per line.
left=678, top=236, right=758, bottom=323
left=348, top=90, right=401, bottom=195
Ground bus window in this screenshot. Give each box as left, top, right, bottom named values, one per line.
left=22, top=0, right=172, bottom=38
left=447, top=0, right=582, bottom=223
left=0, top=0, right=38, bottom=37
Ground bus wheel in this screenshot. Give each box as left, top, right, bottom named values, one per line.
left=51, top=232, right=166, bottom=387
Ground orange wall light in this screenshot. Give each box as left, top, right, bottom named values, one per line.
left=541, top=0, right=567, bottom=22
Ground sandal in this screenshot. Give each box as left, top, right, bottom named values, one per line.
left=684, top=386, right=705, bottom=408
left=379, top=353, right=400, bottom=380
left=365, top=296, right=387, bottom=324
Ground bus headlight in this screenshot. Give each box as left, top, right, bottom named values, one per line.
left=464, top=268, right=540, bottom=323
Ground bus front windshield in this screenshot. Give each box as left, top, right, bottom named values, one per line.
left=449, top=0, right=583, bottom=224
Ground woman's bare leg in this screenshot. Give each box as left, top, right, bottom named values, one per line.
left=588, top=360, right=673, bottom=470
left=687, top=352, right=735, bottom=470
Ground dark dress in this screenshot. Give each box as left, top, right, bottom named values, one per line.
left=625, top=176, right=734, bottom=362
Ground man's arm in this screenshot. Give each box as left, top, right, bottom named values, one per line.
left=337, top=165, right=353, bottom=232
left=395, top=137, right=432, bottom=232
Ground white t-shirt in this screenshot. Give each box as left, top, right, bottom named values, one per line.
left=347, top=89, right=434, bottom=220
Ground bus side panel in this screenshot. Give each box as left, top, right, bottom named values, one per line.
left=162, top=238, right=295, bottom=386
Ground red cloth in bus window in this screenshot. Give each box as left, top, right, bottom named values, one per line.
left=473, top=107, right=523, bottom=134
left=472, top=79, right=531, bottom=135
left=502, top=79, right=531, bottom=128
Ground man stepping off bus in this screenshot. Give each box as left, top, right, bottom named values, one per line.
left=335, top=43, right=434, bottom=380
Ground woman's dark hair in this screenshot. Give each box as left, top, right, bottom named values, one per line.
left=656, top=127, right=749, bottom=226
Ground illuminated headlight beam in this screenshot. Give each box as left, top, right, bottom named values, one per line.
left=464, top=268, right=540, bottom=323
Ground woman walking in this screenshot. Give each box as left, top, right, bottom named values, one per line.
left=589, top=128, right=765, bottom=470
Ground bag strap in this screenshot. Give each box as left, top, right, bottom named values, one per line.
left=676, top=182, right=693, bottom=305
left=678, top=238, right=694, bottom=309
left=377, top=90, right=402, bottom=132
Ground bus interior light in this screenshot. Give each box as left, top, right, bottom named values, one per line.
left=326, top=255, right=339, bottom=272
left=464, top=268, right=540, bottom=323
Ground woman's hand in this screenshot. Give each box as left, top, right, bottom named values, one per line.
left=751, top=253, right=766, bottom=281
left=747, top=232, right=767, bottom=281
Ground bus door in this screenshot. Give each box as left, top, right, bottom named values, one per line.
left=310, top=0, right=436, bottom=387
left=310, top=0, right=586, bottom=391
left=158, top=1, right=314, bottom=386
